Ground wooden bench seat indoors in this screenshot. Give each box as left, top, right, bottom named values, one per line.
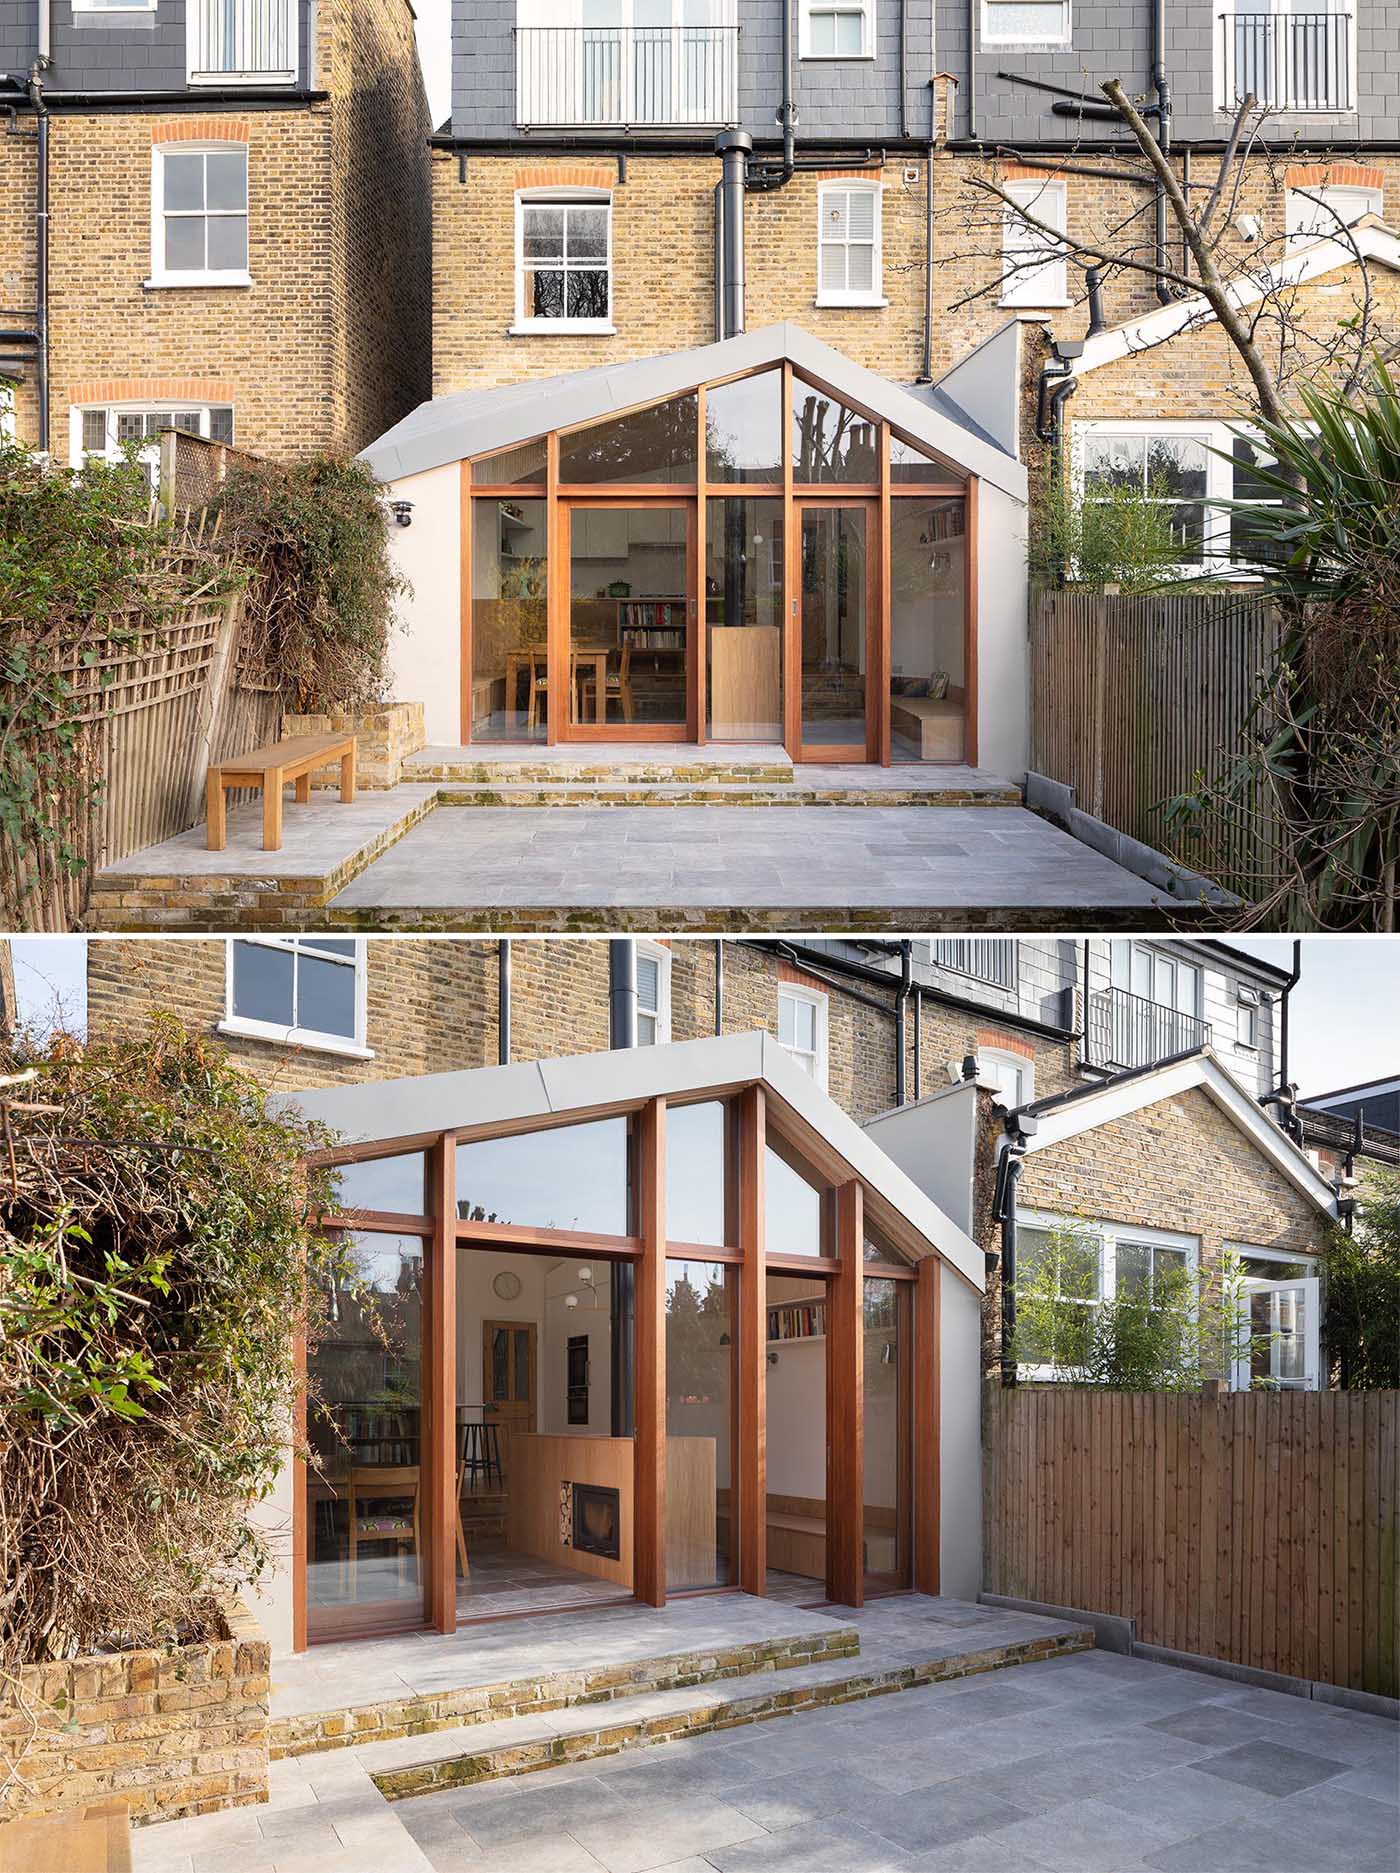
left=206, top=732, right=357, bottom=853
left=0, top=1796, right=133, bottom=1873
left=888, top=693, right=963, bottom=761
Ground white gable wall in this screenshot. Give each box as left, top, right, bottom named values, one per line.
left=385, top=461, right=461, bottom=745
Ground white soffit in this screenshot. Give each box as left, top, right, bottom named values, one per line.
left=1023, top=1052, right=1338, bottom=1216
left=281, top=1029, right=985, bottom=1290
left=1073, top=219, right=1400, bottom=377
left=358, top=321, right=1027, bottom=502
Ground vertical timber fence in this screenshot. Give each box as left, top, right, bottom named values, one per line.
left=1030, top=591, right=1285, bottom=897
left=984, top=1386, right=1398, bottom=1698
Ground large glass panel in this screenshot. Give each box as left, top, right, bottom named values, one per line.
left=333, top=1151, right=429, bottom=1217
left=800, top=505, right=868, bottom=749
left=472, top=439, right=547, bottom=485
left=889, top=496, right=966, bottom=763
left=705, top=370, right=783, bottom=482
left=307, top=1232, right=425, bottom=1637
left=471, top=497, right=548, bottom=742
left=569, top=505, right=689, bottom=729
left=765, top=1274, right=829, bottom=1592
left=706, top=496, right=783, bottom=743
left=559, top=392, right=698, bottom=484
left=456, top=1117, right=634, bottom=1236
left=890, top=430, right=958, bottom=485
left=764, top=1133, right=834, bottom=1257
left=666, top=1258, right=737, bottom=1589
left=792, top=382, right=878, bottom=483
left=863, top=1277, right=910, bottom=1587
left=666, top=1100, right=730, bottom=1247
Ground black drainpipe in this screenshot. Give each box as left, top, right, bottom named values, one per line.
left=897, top=0, right=908, bottom=139
left=996, top=1140, right=1026, bottom=1386
left=497, top=939, right=511, bottom=1065
left=913, top=986, right=922, bottom=1100
left=1258, top=938, right=1303, bottom=1140
left=28, top=51, right=49, bottom=450
left=1150, top=0, right=1174, bottom=305
left=715, top=128, right=751, bottom=337
left=712, top=178, right=724, bottom=340
left=895, top=940, right=913, bottom=1106
left=714, top=938, right=724, bottom=1036
left=966, top=0, right=978, bottom=139
left=609, top=938, right=637, bottom=1438
left=917, top=82, right=937, bottom=383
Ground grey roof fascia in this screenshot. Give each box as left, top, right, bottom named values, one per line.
left=358, top=322, right=1028, bottom=501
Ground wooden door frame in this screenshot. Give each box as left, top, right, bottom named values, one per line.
left=558, top=497, right=699, bottom=745
left=788, top=496, right=881, bottom=766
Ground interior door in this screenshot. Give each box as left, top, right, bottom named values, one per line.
left=793, top=501, right=877, bottom=761
left=483, top=1319, right=538, bottom=1480
left=564, top=501, right=696, bottom=740
left=1233, top=1277, right=1321, bottom=1391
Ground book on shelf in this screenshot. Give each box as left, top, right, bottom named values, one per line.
left=766, top=1299, right=826, bottom=1343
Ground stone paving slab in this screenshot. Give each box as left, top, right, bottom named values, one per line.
left=330, top=806, right=1166, bottom=914
left=131, top=1635, right=1400, bottom=1873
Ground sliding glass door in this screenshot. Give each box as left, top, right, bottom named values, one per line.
left=565, top=502, right=694, bottom=738
left=796, top=501, right=876, bottom=760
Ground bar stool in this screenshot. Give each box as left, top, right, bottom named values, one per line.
left=458, top=1409, right=505, bottom=1491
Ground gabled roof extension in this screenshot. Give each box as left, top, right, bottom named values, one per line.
left=1072, top=217, right=1400, bottom=379
left=278, top=1029, right=987, bottom=1290
left=358, top=321, right=1029, bottom=500
left=1008, top=1048, right=1339, bottom=1217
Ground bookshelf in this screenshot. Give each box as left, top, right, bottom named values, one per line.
left=618, top=597, right=686, bottom=656
left=767, top=1298, right=826, bottom=1344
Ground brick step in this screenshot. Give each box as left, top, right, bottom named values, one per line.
left=269, top=1622, right=860, bottom=1762
left=408, top=760, right=797, bottom=786
left=433, top=782, right=1021, bottom=809
left=357, top=1623, right=1092, bottom=1801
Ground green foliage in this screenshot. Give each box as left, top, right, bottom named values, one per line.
left=0, top=1015, right=354, bottom=1667
left=0, top=445, right=212, bottom=914
left=1167, top=360, right=1400, bottom=928
left=1012, top=1220, right=1258, bottom=1391
left=1318, top=1172, right=1400, bottom=1389
left=214, top=455, right=405, bottom=710
left=1033, top=471, right=1189, bottom=592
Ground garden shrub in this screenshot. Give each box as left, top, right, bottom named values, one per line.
left=0, top=1015, right=351, bottom=1670
left=1319, top=1170, right=1400, bottom=1389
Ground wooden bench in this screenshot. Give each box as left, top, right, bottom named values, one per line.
left=207, top=732, right=356, bottom=853
left=889, top=693, right=963, bottom=761
left=0, top=1797, right=132, bottom=1873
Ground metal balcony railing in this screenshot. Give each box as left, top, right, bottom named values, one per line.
left=1218, top=11, right=1352, bottom=112
left=927, top=939, right=1019, bottom=992
left=515, top=25, right=739, bottom=128
left=1085, top=987, right=1211, bottom=1072
left=189, top=0, right=297, bottom=84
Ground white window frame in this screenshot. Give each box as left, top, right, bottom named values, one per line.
left=1015, top=1206, right=1199, bottom=1381
left=978, top=1047, right=1035, bottom=1109
left=1286, top=181, right=1382, bottom=248
left=815, top=181, right=885, bottom=308
left=799, top=0, right=876, bottom=59
left=69, top=402, right=235, bottom=480
left=512, top=189, right=615, bottom=335
left=981, top=0, right=1071, bottom=49
left=219, top=937, right=374, bottom=1059
left=1074, top=418, right=1302, bottom=579
left=1227, top=1244, right=1321, bottom=1391
left=777, top=983, right=829, bottom=1091
left=635, top=940, right=672, bottom=1047
left=73, top=0, right=157, bottom=12
left=1235, top=985, right=1260, bottom=1051
left=1000, top=177, right=1069, bottom=308
left=147, top=142, right=252, bottom=289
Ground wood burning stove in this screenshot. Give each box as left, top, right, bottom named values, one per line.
left=571, top=1482, right=621, bottom=1560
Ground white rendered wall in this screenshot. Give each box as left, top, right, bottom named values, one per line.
left=251, top=1431, right=297, bottom=1659
left=938, top=1262, right=983, bottom=1600
left=384, top=462, right=461, bottom=745
left=975, top=480, right=1030, bottom=780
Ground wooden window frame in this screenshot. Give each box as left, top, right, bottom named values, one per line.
left=295, top=1081, right=944, bottom=1648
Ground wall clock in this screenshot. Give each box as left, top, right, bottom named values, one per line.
left=492, top=1271, right=523, bottom=1301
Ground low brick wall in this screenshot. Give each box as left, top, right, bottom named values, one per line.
left=281, top=702, right=425, bottom=790
left=0, top=1600, right=270, bottom=1827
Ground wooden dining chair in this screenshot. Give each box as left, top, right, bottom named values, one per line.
left=454, top=1458, right=470, bottom=1580
left=578, top=641, right=635, bottom=724
left=347, top=1466, right=420, bottom=1586
left=525, top=649, right=550, bottom=732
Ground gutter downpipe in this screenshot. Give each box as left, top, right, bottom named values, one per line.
left=497, top=939, right=511, bottom=1066
left=1151, top=0, right=1174, bottom=306
left=715, top=128, right=751, bottom=337
left=714, top=938, right=724, bottom=1036
left=895, top=940, right=913, bottom=1106
left=608, top=939, right=637, bottom=1438
left=966, top=0, right=977, bottom=139
left=913, top=987, right=922, bottom=1099
left=1258, top=938, right=1303, bottom=1139
left=31, top=0, right=51, bottom=450
left=998, top=1141, right=1025, bottom=1386
left=917, top=81, right=936, bottom=383
left=712, top=179, right=724, bottom=341
left=897, top=0, right=908, bottom=139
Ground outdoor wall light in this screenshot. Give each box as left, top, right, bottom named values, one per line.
left=389, top=499, right=415, bottom=527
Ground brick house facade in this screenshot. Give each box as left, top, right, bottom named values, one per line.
left=0, top=0, right=431, bottom=462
